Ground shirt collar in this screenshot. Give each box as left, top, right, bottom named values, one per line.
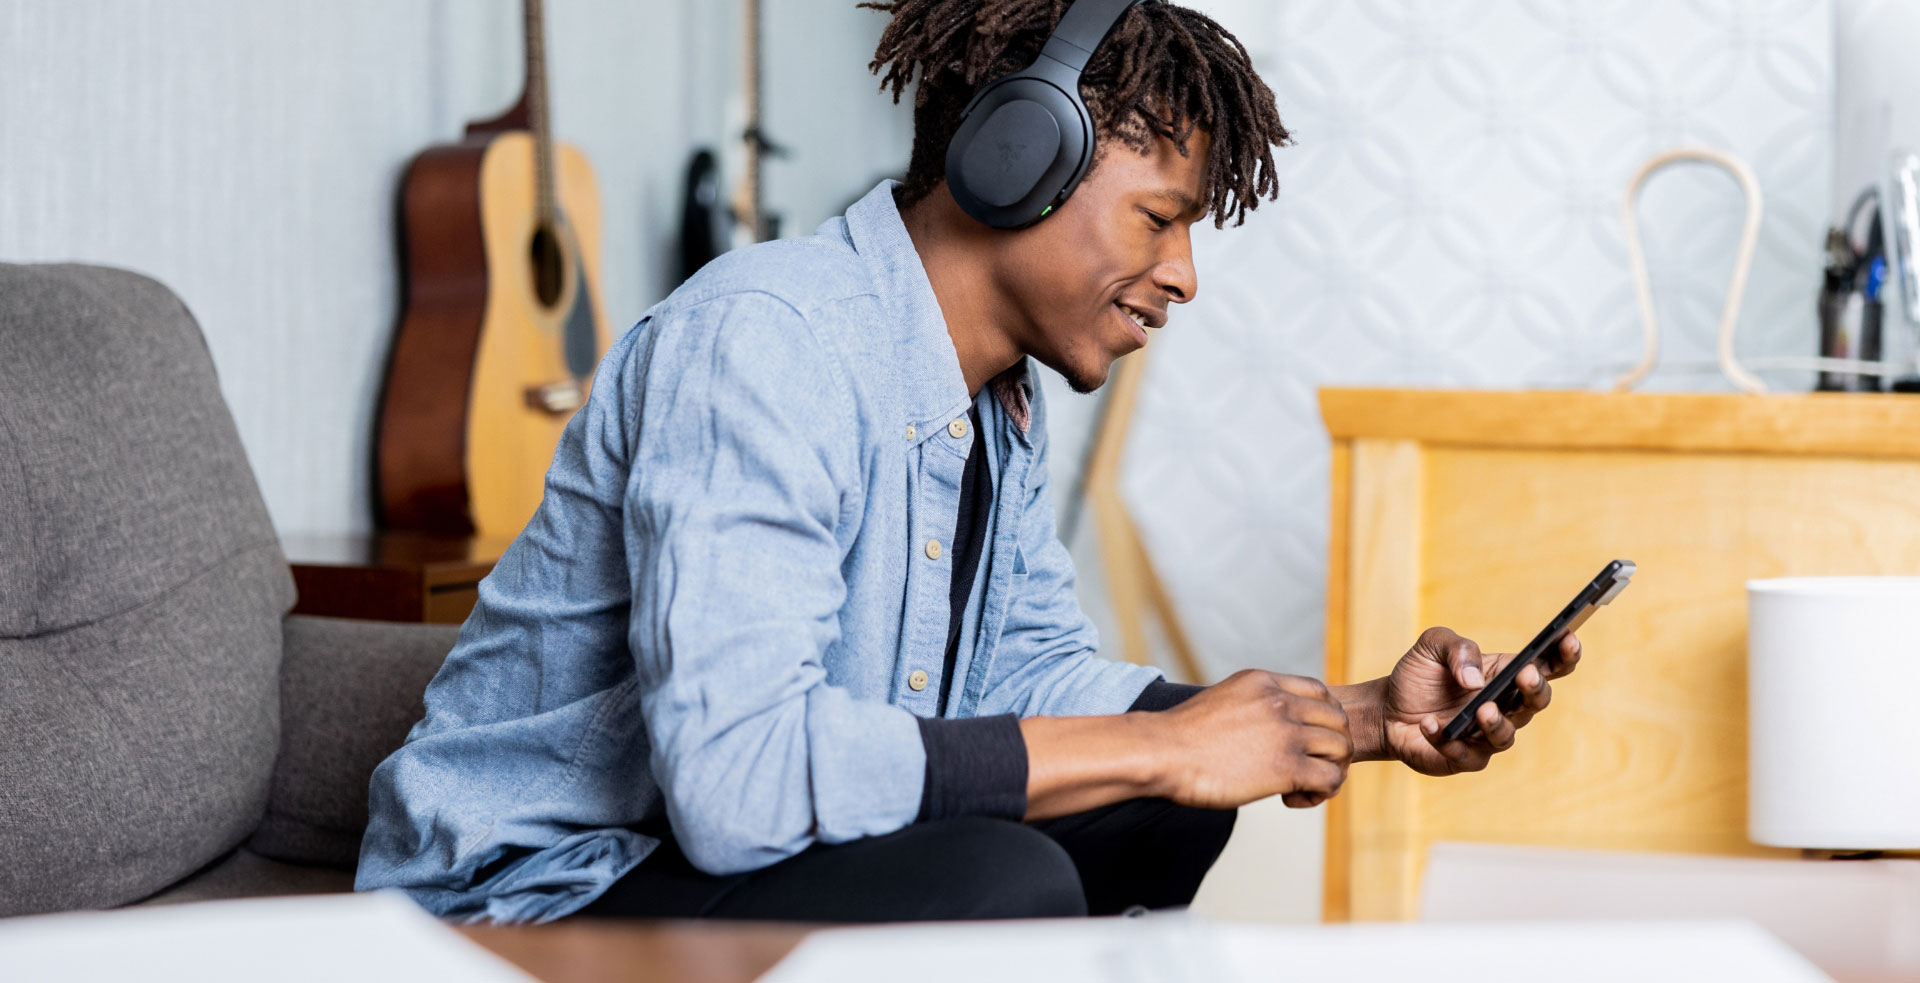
left=842, top=180, right=1033, bottom=441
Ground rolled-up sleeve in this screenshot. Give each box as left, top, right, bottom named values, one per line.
left=620, top=293, right=926, bottom=876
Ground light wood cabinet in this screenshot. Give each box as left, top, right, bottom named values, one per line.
left=1320, top=388, right=1920, bottom=920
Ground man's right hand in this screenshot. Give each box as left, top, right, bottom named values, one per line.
left=1018, top=669, right=1355, bottom=820
left=1147, top=670, right=1354, bottom=810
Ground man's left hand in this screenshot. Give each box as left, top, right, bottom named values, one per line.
left=1370, top=626, right=1581, bottom=776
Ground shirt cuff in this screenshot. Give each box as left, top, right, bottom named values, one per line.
left=915, top=715, right=1029, bottom=823
left=1128, top=679, right=1205, bottom=712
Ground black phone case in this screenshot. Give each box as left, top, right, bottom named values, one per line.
left=1438, top=560, right=1635, bottom=744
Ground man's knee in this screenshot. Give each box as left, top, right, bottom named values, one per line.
left=1081, top=798, right=1238, bottom=862
left=920, top=817, right=1087, bottom=919
left=1031, top=799, right=1238, bottom=914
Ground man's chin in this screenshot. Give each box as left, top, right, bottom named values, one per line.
left=1064, top=362, right=1113, bottom=395
left=1033, top=349, right=1119, bottom=395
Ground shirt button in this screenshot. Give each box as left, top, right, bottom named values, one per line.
left=925, top=539, right=942, bottom=560
left=948, top=418, right=968, bottom=439
left=908, top=670, right=930, bottom=692
left=906, top=425, right=916, bottom=440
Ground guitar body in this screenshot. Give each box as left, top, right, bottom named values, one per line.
left=377, top=132, right=609, bottom=538
left=469, top=133, right=608, bottom=537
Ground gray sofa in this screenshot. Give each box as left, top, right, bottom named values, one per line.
left=0, top=263, right=457, bottom=916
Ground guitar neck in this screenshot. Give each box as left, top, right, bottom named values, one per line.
left=525, top=0, right=558, bottom=229
left=745, top=0, right=762, bottom=228
left=734, top=0, right=766, bottom=242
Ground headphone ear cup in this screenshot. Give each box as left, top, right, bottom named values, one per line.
left=946, top=77, right=1091, bottom=229
left=954, top=100, right=1061, bottom=208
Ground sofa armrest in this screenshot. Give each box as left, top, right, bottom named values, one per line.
left=247, top=614, right=458, bottom=870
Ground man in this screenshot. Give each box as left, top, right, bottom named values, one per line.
left=357, top=0, right=1580, bottom=924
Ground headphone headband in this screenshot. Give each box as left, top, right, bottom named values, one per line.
left=1039, top=0, right=1141, bottom=73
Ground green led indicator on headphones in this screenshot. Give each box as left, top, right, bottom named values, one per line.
left=1040, top=205, right=1053, bottom=217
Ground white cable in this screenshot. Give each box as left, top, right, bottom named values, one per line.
left=1586, top=357, right=1909, bottom=388
left=1742, top=355, right=1908, bottom=377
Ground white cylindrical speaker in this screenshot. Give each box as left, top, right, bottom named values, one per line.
left=1748, top=577, right=1920, bottom=850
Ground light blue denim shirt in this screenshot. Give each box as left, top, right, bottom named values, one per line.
left=355, top=180, right=1164, bottom=923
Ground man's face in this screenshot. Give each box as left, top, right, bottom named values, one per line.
left=996, top=129, right=1208, bottom=393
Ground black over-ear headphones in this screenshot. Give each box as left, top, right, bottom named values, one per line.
left=944, top=0, right=1144, bottom=229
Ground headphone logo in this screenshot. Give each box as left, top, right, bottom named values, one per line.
left=996, top=139, right=1028, bottom=171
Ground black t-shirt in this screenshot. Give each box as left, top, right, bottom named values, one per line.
left=939, top=405, right=993, bottom=715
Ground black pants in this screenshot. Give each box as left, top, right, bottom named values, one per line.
left=577, top=798, right=1237, bottom=922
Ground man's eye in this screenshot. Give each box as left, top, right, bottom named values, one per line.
left=1143, top=210, right=1171, bottom=230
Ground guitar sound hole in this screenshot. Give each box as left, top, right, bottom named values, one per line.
left=530, top=224, right=565, bottom=309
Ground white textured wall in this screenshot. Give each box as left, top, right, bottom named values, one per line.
left=0, top=0, right=907, bottom=537
left=1834, top=0, right=1920, bottom=213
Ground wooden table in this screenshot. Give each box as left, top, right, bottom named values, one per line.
left=460, top=922, right=806, bottom=983
left=283, top=532, right=511, bottom=624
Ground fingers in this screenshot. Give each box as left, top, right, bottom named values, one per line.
left=1474, top=701, right=1517, bottom=751
left=1286, top=689, right=1350, bottom=735
left=1419, top=714, right=1494, bottom=772
left=1298, top=718, right=1354, bottom=764
left=1270, top=672, right=1351, bottom=748
left=1272, top=673, right=1333, bottom=702
left=1281, top=755, right=1347, bottom=809
left=1279, top=754, right=1345, bottom=808
left=1546, top=633, right=1582, bottom=679
left=1292, top=755, right=1346, bottom=798
left=1516, top=662, right=1552, bottom=717
left=1440, top=738, right=1492, bottom=772
left=1283, top=701, right=1349, bottom=805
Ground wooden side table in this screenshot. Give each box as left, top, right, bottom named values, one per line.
left=1318, top=388, right=1920, bottom=921
left=282, top=532, right=511, bottom=624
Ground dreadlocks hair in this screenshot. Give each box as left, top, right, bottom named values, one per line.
left=861, top=0, right=1289, bottom=228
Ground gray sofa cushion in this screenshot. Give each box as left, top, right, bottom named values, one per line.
left=132, top=848, right=354, bottom=907
left=0, top=264, right=294, bottom=915
left=249, top=615, right=457, bottom=870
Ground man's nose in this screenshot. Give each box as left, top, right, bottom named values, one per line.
left=1155, top=229, right=1198, bottom=304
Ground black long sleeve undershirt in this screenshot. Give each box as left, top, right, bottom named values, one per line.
left=915, top=680, right=1206, bottom=822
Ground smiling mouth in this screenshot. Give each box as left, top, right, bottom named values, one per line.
left=1115, top=302, right=1159, bottom=346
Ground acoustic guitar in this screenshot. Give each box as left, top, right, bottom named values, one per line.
left=377, top=0, right=609, bottom=539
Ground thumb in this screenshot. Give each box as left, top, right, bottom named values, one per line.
left=1443, top=634, right=1485, bottom=690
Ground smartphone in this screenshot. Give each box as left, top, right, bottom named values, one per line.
left=1439, top=560, right=1635, bottom=744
